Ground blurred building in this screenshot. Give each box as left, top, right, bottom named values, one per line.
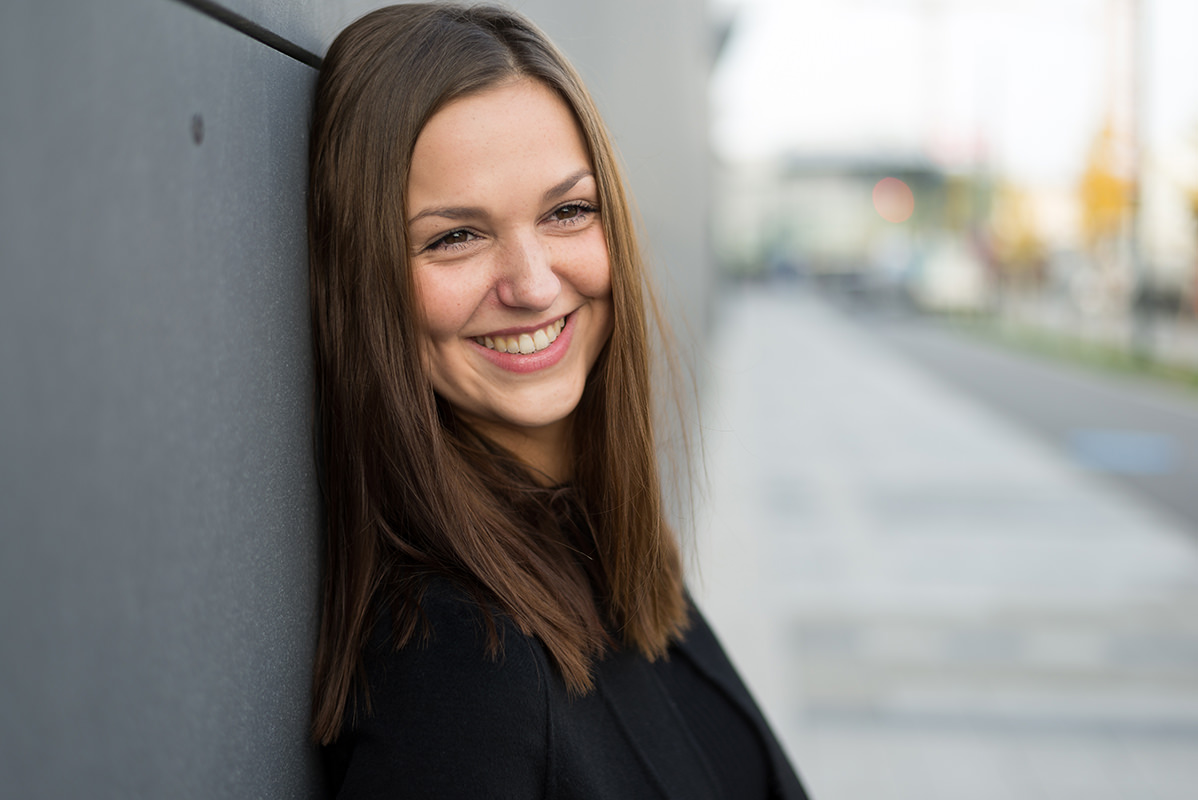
left=711, top=0, right=1198, bottom=323
left=715, top=153, right=999, bottom=313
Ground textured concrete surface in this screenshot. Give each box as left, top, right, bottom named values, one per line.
left=1, top=2, right=321, bottom=796
left=694, top=285, right=1198, bottom=800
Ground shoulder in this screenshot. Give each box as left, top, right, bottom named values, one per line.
left=326, top=580, right=552, bottom=799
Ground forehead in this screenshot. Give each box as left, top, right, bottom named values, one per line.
left=407, top=80, right=592, bottom=207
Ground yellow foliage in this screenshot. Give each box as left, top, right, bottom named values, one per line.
left=989, top=182, right=1043, bottom=272
left=1079, top=123, right=1131, bottom=247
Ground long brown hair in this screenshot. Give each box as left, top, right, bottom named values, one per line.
left=308, top=3, right=688, bottom=745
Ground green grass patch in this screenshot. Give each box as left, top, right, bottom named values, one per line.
left=950, top=315, right=1198, bottom=396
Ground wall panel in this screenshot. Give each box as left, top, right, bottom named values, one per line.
left=0, top=1, right=321, bottom=797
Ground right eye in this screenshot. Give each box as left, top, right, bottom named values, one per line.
left=429, top=229, right=478, bottom=251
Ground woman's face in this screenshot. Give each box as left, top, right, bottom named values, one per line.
left=407, top=79, right=613, bottom=455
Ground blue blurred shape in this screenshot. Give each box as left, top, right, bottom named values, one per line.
left=1067, top=429, right=1178, bottom=475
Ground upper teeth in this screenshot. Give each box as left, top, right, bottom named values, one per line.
left=476, top=318, right=565, bottom=354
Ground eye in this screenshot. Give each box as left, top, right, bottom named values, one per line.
left=428, top=229, right=478, bottom=251
left=549, top=202, right=597, bottom=225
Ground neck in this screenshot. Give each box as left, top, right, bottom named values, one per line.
left=469, top=416, right=573, bottom=486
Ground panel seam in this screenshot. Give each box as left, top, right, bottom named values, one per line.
left=171, top=0, right=322, bottom=69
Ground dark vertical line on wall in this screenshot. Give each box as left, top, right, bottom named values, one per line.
left=171, top=0, right=323, bottom=69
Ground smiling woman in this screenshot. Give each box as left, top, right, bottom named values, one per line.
left=307, top=4, right=808, bottom=798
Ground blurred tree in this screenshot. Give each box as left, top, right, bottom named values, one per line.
left=943, top=175, right=975, bottom=232
left=1188, top=185, right=1198, bottom=315
left=989, top=181, right=1045, bottom=288
left=1187, top=125, right=1198, bottom=316
left=1079, top=122, right=1132, bottom=249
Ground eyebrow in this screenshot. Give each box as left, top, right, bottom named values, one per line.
left=406, top=169, right=595, bottom=226
left=407, top=205, right=483, bottom=226
left=543, top=169, right=594, bottom=203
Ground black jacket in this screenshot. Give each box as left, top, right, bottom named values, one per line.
left=325, top=582, right=809, bottom=799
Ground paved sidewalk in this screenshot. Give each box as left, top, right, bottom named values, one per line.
left=692, top=285, right=1198, bottom=800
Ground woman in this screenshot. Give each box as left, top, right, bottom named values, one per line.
left=308, top=4, right=808, bottom=798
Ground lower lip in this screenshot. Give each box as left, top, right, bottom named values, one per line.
left=472, top=315, right=574, bottom=374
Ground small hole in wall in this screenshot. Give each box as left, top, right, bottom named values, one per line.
left=191, top=114, right=204, bottom=145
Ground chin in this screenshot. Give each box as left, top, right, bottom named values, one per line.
left=495, top=404, right=578, bottom=431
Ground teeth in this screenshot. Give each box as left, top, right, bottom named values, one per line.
left=475, top=317, right=565, bottom=355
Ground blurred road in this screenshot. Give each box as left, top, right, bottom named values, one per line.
left=694, top=284, right=1198, bottom=800
left=862, top=310, right=1198, bottom=535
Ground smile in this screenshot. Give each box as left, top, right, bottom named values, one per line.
left=474, top=317, right=566, bottom=355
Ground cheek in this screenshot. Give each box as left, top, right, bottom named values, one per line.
left=415, top=269, right=484, bottom=342
left=557, top=230, right=612, bottom=298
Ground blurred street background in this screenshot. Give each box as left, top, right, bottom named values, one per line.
left=5, top=1, right=1197, bottom=796
left=695, top=0, right=1198, bottom=797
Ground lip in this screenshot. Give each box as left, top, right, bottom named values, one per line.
left=479, top=314, right=566, bottom=339
left=472, top=314, right=573, bottom=374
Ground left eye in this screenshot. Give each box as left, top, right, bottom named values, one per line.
left=551, top=203, right=594, bottom=222
left=428, top=229, right=478, bottom=251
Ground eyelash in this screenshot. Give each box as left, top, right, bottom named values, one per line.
left=550, top=201, right=599, bottom=225
left=422, top=202, right=600, bottom=253
left=426, top=229, right=478, bottom=253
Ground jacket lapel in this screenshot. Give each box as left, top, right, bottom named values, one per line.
left=674, top=600, right=811, bottom=800
left=596, top=646, right=722, bottom=800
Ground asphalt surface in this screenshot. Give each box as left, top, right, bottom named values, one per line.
left=855, top=302, right=1198, bottom=538
left=694, top=284, right=1198, bottom=800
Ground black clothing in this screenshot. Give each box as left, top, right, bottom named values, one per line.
left=656, top=641, right=771, bottom=798
left=325, top=581, right=808, bottom=799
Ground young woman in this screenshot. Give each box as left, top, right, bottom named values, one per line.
left=308, top=5, right=808, bottom=798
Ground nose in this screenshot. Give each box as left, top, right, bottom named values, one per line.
left=495, top=233, right=560, bottom=311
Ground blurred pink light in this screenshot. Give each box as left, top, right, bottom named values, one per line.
left=873, top=177, right=914, bottom=223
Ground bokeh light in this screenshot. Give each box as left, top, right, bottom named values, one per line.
left=872, top=176, right=914, bottom=223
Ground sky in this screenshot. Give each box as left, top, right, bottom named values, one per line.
left=710, top=0, right=1198, bottom=186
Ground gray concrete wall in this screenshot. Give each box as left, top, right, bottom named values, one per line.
left=0, top=1, right=710, bottom=797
